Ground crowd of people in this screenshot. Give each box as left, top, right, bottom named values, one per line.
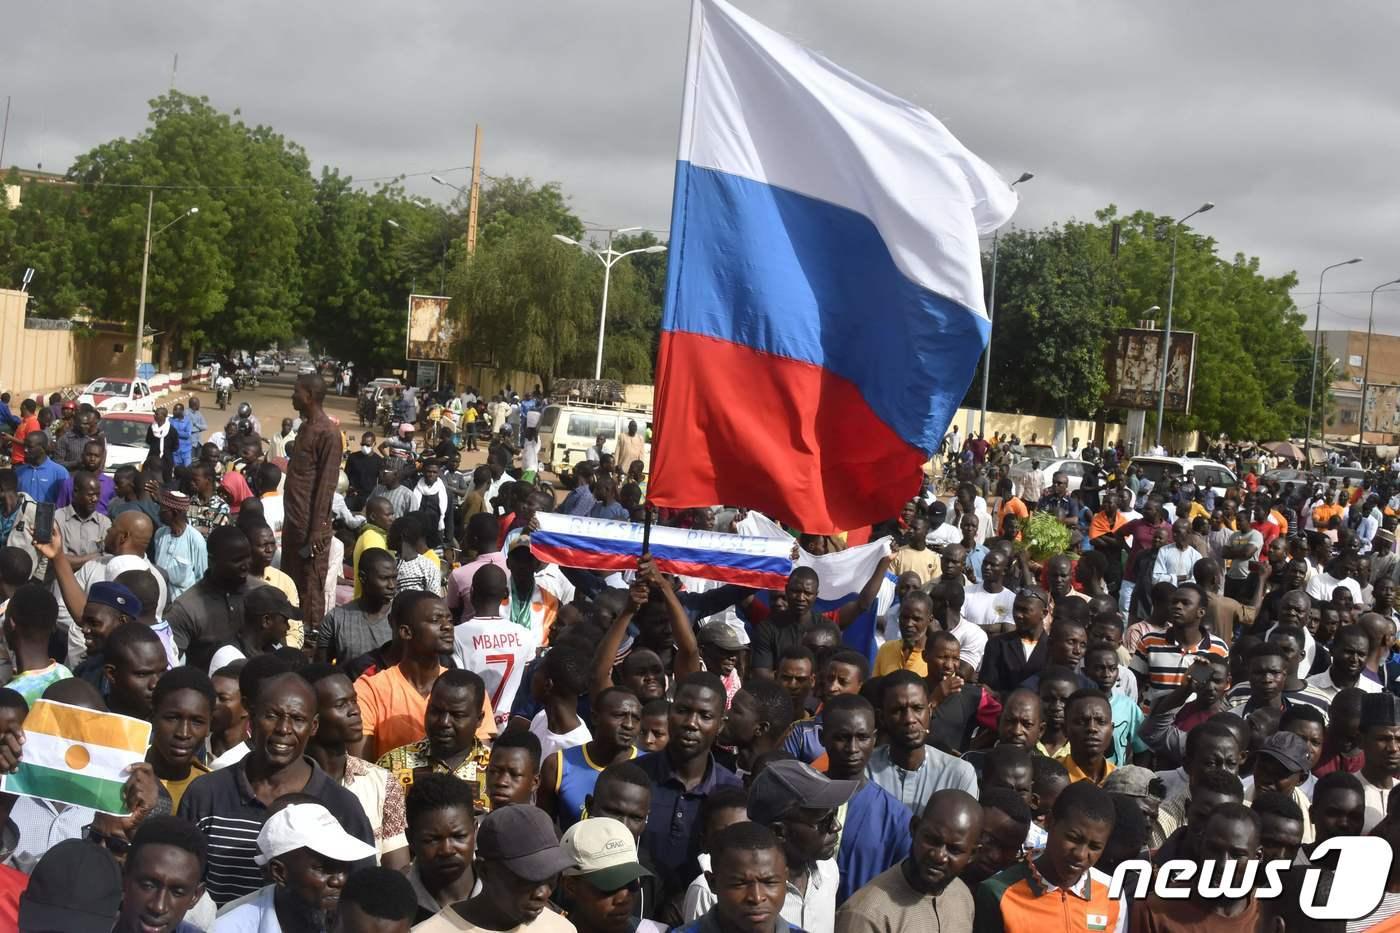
left=1, top=372, right=1400, bottom=931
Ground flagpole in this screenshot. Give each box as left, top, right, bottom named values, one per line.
left=649, top=0, right=703, bottom=511
left=641, top=505, right=655, bottom=558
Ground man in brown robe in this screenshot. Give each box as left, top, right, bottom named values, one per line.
left=282, top=373, right=343, bottom=639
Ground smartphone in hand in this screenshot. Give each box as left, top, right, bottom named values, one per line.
left=32, top=502, right=55, bottom=545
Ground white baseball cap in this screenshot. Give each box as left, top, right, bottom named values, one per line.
left=559, top=818, right=652, bottom=891
left=254, top=803, right=378, bottom=865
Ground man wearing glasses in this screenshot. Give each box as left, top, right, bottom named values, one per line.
left=747, top=759, right=857, bottom=933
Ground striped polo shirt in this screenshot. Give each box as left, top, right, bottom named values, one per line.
left=1129, top=629, right=1229, bottom=700
left=175, top=756, right=375, bottom=906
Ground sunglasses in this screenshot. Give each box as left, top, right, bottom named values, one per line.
left=1016, top=588, right=1049, bottom=609
left=86, top=826, right=130, bottom=856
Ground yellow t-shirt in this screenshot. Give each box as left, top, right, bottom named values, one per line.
left=161, top=760, right=210, bottom=812
left=352, top=525, right=389, bottom=598
left=262, top=566, right=304, bottom=648
left=873, top=639, right=929, bottom=677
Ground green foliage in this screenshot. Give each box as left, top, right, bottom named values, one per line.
left=1020, top=511, right=1072, bottom=561
left=448, top=179, right=659, bottom=384
left=974, top=206, right=1308, bottom=439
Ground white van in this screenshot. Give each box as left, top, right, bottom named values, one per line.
left=536, top=402, right=653, bottom=474
left=1128, top=456, right=1238, bottom=500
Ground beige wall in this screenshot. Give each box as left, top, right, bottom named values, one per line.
left=449, top=363, right=544, bottom=397
left=0, top=288, right=143, bottom=399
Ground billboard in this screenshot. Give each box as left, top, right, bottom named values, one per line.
left=405, top=294, right=456, bottom=362
left=1362, top=384, right=1400, bottom=436
left=1104, top=327, right=1197, bottom=412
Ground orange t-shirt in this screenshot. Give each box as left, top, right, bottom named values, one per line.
left=355, top=663, right=495, bottom=760
left=997, top=497, right=1029, bottom=538
left=1313, top=504, right=1344, bottom=528
left=10, top=415, right=38, bottom=464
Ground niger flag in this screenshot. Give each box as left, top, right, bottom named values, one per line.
left=2, top=700, right=150, bottom=814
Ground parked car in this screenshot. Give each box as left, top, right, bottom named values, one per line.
left=1323, top=465, right=1368, bottom=484
left=1128, top=456, right=1237, bottom=499
left=77, top=377, right=155, bottom=413
left=1009, top=458, right=1104, bottom=494
left=1262, top=468, right=1321, bottom=486
left=99, top=412, right=155, bottom=472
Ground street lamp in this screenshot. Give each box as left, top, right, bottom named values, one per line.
left=134, top=192, right=199, bottom=380
left=431, top=175, right=466, bottom=195
left=1360, top=277, right=1400, bottom=443
left=1153, top=201, right=1214, bottom=451
left=1304, top=256, right=1364, bottom=465
left=1320, top=356, right=1342, bottom=461
left=554, top=228, right=667, bottom=379
left=978, top=171, right=1033, bottom=437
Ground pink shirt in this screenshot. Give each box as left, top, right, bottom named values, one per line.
left=444, top=551, right=508, bottom=620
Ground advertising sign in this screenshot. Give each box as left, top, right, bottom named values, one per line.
left=1362, top=383, right=1400, bottom=436
left=405, top=294, right=456, bottom=362
left=1104, top=327, right=1197, bottom=412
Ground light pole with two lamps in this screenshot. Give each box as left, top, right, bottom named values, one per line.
left=978, top=171, right=1033, bottom=438
left=1153, top=201, right=1214, bottom=451
left=1304, top=257, right=1364, bottom=466
left=135, top=191, right=199, bottom=380
left=553, top=228, right=666, bottom=380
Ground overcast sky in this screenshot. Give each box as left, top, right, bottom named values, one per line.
left=7, top=0, right=1400, bottom=332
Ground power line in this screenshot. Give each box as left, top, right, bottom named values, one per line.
left=33, top=165, right=475, bottom=192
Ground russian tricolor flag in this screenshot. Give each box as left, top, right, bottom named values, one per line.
left=531, top=512, right=794, bottom=590
left=649, top=0, right=1019, bottom=535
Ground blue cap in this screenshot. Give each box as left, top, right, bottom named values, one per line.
left=86, top=582, right=142, bottom=618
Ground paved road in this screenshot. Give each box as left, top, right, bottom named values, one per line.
left=179, top=371, right=491, bottom=471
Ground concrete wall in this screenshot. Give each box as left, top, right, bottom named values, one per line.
left=449, top=363, right=545, bottom=398
left=0, top=287, right=157, bottom=401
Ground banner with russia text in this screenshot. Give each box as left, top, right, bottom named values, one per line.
left=531, top=512, right=794, bottom=590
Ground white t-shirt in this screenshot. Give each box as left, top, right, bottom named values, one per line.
left=529, top=708, right=591, bottom=761
left=1305, top=572, right=1362, bottom=604
left=925, top=523, right=961, bottom=547
left=962, top=583, right=1017, bottom=631
left=948, top=619, right=989, bottom=670
left=521, top=438, right=540, bottom=473
left=453, top=614, right=539, bottom=731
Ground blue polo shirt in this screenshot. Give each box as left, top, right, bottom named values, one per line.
left=636, top=750, right=742, bottom=902
left=16, top=458, right=68, bottom=504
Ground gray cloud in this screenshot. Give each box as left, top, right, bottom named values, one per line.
left=6, top=0, right=1400, bottom=329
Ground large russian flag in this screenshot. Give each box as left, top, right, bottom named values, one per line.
left=649, top=0, right=1018, bottom=535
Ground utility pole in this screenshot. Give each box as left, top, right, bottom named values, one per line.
left=135, top=191, right=154, bottom=380
left=0, top=96, right=10, bottom=171
left=466, top=124, right=482, bottom=255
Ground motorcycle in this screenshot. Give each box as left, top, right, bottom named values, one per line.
left=233, top=371, right=247, bottom=390
left=217, top=385, right=230, bottom=410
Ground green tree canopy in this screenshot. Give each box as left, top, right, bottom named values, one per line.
left=974, top=206, right=1308, bottom=439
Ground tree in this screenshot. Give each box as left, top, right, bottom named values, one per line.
left=972, top=206, right=1309, bottom=440
left=447, top=177, right=660, bottom=384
